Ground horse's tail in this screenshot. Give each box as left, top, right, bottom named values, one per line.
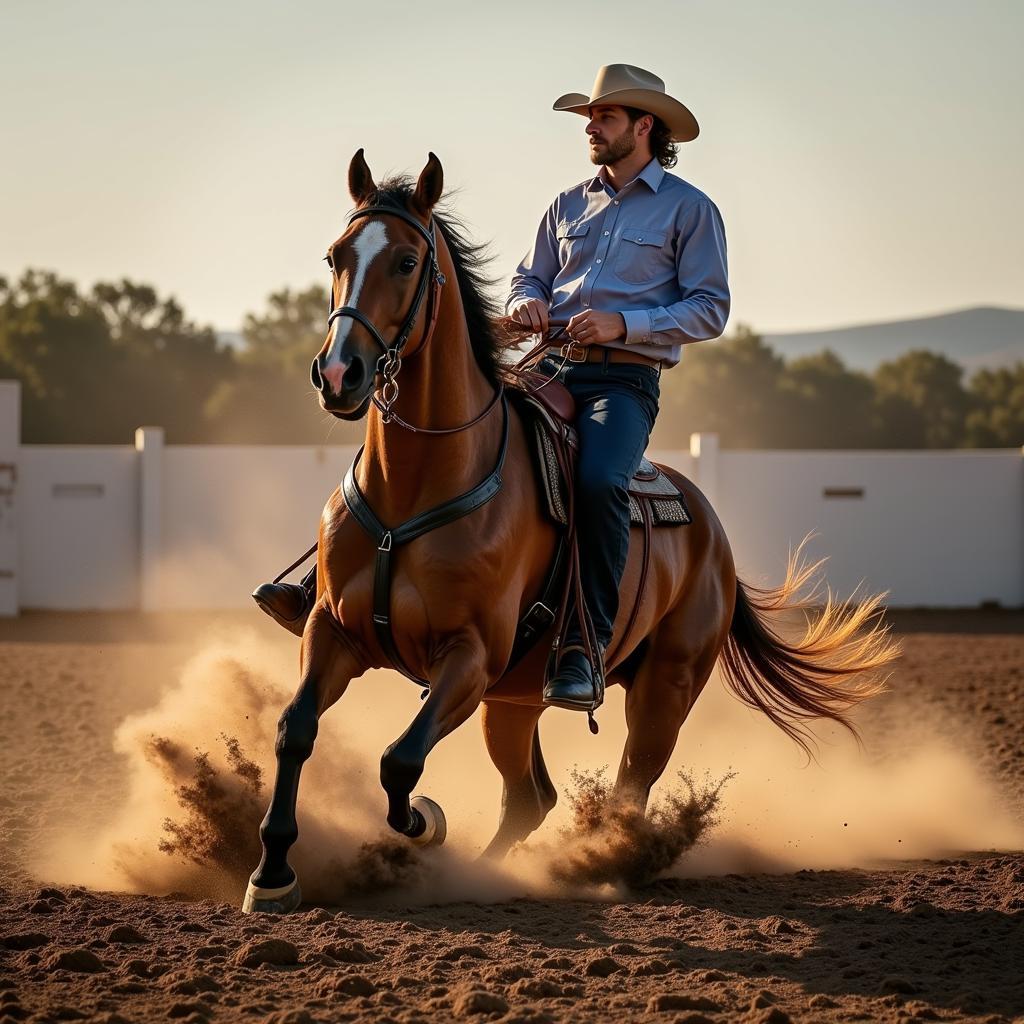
left=719, top=535, right=900, bottom=756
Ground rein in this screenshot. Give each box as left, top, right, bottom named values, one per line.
left=373, top=382, right=504, bottom=436
left=506, top=321, right=577, bottom=390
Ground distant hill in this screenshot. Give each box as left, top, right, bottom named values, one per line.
left=764, top=306, right=1024, bottom=373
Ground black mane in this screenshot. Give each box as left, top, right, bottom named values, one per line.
left=360, top=175, right=504, bottom=387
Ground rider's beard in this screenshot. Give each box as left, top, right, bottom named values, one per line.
left=589, top=125, right=637, bottom=166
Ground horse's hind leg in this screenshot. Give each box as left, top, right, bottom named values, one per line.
left=614, top=592, right=728, bottom=813
left=243, top=608, right=363, bottom=914
left=480, top=701, right=557, bottom=859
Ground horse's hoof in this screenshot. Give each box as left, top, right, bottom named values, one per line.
left=241, top=874, right=302, bottom=915
left=409, top=795, right=447, bottom=847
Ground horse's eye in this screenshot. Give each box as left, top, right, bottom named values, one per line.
left=399, top=256, right=418, bottom=275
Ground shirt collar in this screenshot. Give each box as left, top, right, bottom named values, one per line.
left=586, top=157, right=665, bottom=195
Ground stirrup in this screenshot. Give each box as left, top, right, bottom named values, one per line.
left=543, top=643, right=604, bottom=727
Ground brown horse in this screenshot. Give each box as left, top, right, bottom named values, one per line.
left=242, top=151, right=898, bottom=913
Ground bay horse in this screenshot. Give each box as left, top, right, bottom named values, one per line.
left=242, top=151, right=898, bottom=913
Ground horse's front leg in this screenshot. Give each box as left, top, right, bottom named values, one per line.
left=380, top=641, right=489, bottom=841
left=242, top=607, right=364, bottom=913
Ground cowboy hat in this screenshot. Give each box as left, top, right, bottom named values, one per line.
left=553, top=63, right=699, bottom=143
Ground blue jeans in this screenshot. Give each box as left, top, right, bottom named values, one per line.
left=538, top=352, right=661, bottom=649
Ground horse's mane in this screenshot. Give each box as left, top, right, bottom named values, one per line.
left=359, top=175, right=505, bottom=388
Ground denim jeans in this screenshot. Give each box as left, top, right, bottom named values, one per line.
left=538, top=351, right=661, bottom=649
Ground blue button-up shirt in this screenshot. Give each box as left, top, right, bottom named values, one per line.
left=505, top=157, right=730, bottom=368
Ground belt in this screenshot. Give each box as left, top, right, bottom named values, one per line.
left=547, top=343, right=662, bottom=371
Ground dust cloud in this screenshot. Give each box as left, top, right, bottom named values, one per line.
left=39, top=623, right=1024, bottom=904
left=546, top=768, right=731, bottom=888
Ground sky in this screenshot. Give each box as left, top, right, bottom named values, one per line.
left=2, top=0, right=1022, bottom=335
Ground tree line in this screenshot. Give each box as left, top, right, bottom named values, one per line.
left=1, top=269, right=1021, bottom=449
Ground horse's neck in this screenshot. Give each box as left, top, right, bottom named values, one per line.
left=357, top=256, right=503, bottom=522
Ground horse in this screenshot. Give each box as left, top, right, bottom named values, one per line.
left=241, top=150, right=899, bottom=913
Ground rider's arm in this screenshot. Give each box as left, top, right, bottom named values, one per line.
left=620, top=196, right=730, bottom=347
left=505, top=202, right=560, bottom=311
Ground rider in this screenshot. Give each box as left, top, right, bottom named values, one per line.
left=253, top=63, right=730, bottom=712
left=507, top=63, right=730, bottom=710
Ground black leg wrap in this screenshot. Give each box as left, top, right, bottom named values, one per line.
left=380, top=742, right=425, bottom=836
left=403, top=807, right=427, bottom=839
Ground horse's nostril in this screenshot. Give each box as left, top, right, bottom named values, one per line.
left=342, top=356, right=365, bottom=392
left=315, top=353, right=367, bottom=399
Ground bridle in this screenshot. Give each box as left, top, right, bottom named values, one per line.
left=321, top=204, right=503, bottom=435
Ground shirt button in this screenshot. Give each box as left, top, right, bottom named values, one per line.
left=596, top=258, right=602, bottom=263
left=613, top=200, right=620, bottom=205
left=603, top=230, right=610, bottom=236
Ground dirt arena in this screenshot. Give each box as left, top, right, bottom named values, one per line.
left=1, top=608, right=1022, bottom=1024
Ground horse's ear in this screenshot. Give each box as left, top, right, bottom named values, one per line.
left=348, top=148, right=375, bottom=206
left=411, top=152, right=443, bottom=218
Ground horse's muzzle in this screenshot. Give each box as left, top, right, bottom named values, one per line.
left=311, top=353, right=370, bottom=414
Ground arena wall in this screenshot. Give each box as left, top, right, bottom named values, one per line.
left=715, top=449, right=1023, bottom=608
left=18, top=445, right=141, bottom=610
left=1, top=384, right=1021, bottom=612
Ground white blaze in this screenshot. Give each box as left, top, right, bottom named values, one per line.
left=324, top=220, right=389, bottom=367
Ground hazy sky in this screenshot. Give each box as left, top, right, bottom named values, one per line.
left=3, top=0, right=1022, bottom=334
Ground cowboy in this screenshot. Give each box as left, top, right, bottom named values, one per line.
left=508, top=63, right=730, bottom=710
left=252, top=64, right=730, bottom=710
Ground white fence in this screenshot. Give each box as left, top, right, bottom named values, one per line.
left=0, top=381, right=1021, bottom=613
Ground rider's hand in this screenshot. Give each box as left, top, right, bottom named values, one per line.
left=566, top=310, right=626, bottom=346
left=510, top=298, right=550, bottom=335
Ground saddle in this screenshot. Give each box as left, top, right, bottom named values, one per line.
left=508, top=369, right=692, bottom=529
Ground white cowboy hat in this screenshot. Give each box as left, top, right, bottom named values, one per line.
left=553, top=63, right=699, bottom=143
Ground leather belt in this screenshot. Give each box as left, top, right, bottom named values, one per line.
left=548, top=343, right=662, bottom=370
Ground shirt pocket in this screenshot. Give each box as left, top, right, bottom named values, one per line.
left=613, top=225, right=670, bottom=285
left=556, top=219, right=591, bottom=273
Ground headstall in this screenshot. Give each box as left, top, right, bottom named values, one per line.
left=325, top=204, right=502, bottom=434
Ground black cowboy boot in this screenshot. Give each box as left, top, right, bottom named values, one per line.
left=252, top=565, right=317, bottom=637
left=543, top=645, right=602, bottom=711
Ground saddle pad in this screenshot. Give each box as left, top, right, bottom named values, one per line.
left=533, top=421, right=692, bottom=528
